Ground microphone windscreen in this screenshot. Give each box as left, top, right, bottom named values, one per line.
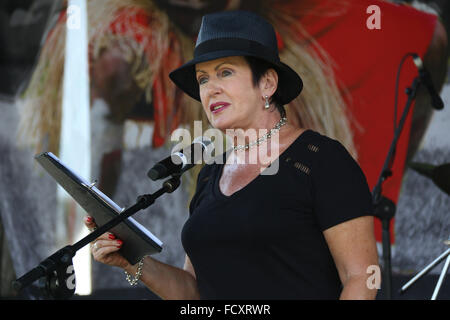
left=147, top=163, right=168, bottom=181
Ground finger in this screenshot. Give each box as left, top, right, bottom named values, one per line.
left=95, top=246, right=122, bottom=266
left=92, top=240, right=123, bottom=260
left=91, top=239, right=122, bottom=252
left=96, top=232, right=117, bottom=241
left=84, top=215, right=95, bottom=225
left=84, top=216, right=98, bottom=231
left=95, top=242, right=122, bottom=257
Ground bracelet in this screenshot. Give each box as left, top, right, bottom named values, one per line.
left=124, top=257, right=145, bottom=286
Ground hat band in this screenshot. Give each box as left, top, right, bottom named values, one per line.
left=194, top=38, right=280, bottom=63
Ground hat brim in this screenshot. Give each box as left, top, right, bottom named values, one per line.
left=169, top=51, right=303, bottom=105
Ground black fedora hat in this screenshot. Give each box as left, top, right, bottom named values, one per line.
left=169, top=10, right=303, bottom=105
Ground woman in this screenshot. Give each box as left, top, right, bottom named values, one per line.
left=86, top=10, right=379, bottom=299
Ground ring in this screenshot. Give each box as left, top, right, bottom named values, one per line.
left=93, top=242, right=98, bottom=250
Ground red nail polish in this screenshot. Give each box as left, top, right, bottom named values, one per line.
left=116, top=240, right=123, bottom=247
left=86, top=217, right=92, bottom=222
left=108, top=234, right=116, bottom=240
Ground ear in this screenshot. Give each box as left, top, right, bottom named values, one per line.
left=259, top=68, right=278, bottom=98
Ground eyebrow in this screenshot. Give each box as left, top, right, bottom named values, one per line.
left=195, top=62, right=231, bottom=74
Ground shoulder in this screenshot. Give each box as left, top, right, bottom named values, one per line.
left=294, top=130, right=365, bottom=182
left=281, top=130, right=361, bottom=184
left=311, top=131, right=355, bottom=163
left=290, top=129, right=352, bottom=161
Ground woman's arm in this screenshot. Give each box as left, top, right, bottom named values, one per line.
left=85, top=216, right=200, bottom=300
left=123, top=255, right=200, bottom=300
left=323, top=215, right=380, bottom=300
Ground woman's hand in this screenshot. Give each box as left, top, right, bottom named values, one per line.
left=85, top=215, right=201, bottom=299
left=84, top=216, right=130, bottom=270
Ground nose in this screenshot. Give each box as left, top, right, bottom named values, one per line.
left=203, top=78, right=223, bottom=98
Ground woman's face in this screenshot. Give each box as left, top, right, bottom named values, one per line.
left=195, top=56, right=264, bottom=131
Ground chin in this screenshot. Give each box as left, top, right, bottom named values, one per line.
left=209, top=113, right=234, bottom=131
left=210, top=119, right=230, bottom=132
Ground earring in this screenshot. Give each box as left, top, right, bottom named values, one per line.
left=264, top=95, right=270, bottom=109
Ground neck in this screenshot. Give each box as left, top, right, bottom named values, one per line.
left=224, top=111, right=283, bottom=146
left=230, top=114, right=287, bottom=156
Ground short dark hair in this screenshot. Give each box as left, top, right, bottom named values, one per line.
left=244, top=56, right=286, bottom=117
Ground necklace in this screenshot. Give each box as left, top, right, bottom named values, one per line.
left=233, top=116, right=287, bottom=151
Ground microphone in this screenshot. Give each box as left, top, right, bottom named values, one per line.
left=409, top=162, right=450, bottom=196
left=147, top=137, right=213, bottom=181
left=412, top=54, right=444, bottom=110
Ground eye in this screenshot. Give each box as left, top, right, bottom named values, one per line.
left=197, top=76, right=208, bottom=85
left=221, top=69, right=233, bottom=77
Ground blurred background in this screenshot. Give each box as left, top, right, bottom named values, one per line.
left=0, top=0, right=449, bottom=300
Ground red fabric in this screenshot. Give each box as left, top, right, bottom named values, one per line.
left=275, top=0, right=437, bottom=242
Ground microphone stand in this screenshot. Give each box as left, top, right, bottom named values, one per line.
left=372, top=76, right=421, bottom=300
left=12, top=174, right=182, bottom=299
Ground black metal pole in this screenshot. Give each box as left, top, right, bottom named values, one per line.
left=372, top=77, right=421, bottom=300
left=381, top=218, right=392, bottom=298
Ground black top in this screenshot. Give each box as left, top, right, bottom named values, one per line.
left=181, top=130, right=373, bottom=299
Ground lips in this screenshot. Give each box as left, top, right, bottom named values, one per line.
left=209, top=102, right=230, bottom=114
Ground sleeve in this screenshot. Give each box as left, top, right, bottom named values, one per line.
left=311, top=139, right=374, bottom=232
